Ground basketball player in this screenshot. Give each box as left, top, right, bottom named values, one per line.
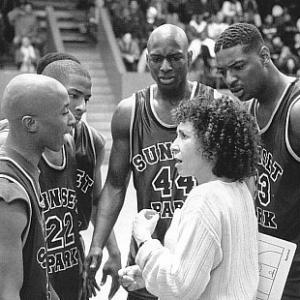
left=0, top=74, right=74, bottom=299
left=85, top=24, right=220, bottom=300
left=38, top=53, right=121, bottom=299
left=215, top=23, right=300, bottom=299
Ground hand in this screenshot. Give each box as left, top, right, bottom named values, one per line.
left=80, top=272, right=100, bottom=299
left=82, top=246, right=103, bottom=298
left=118, top=265, right=145, bottom=291
left=101, top=253, right=122, bottom=299
left=133, top=209, right=159, bottom=247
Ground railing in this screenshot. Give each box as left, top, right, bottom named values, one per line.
left=44, top=5, right=65, bottom=53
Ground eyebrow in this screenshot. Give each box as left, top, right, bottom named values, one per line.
left=227, top=59, right=245, bottom=68
left=68, top=88, right=91, bottom=98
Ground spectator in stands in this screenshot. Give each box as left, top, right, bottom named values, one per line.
left=15, top=35, right=39, bottom=72
left=280, top=56, right=300, bottom=77
left=221, top=0, right=243, bottom=24
left=8, top=2, right=41, bottom=48
left=127, top=0, right=146, bottom=43
left=261, top=14, right=277, bottom=41
left=207, top=12, right=229, bottom=40
left=189, top=14, right=207, bottom=36
left=243, top=0, right=261, bottom=27
left=292, top=32, right=300, bottom=57
left=0, top=11, right=6, bottom=62
left=118, top=32, right=140, bottom=72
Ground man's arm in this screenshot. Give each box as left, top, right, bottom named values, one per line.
left=0, top=198, right=27, bottom=300
left=85, top=96, right=133, bottom=274
left=288, top=98, right=300, bottom=156
left=90, top=127, right=122, bottom=298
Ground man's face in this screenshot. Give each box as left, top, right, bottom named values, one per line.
left=64, top=72, right=92, bottom=124
left=38, top=89, right=75, bottom=152
left=147, top=36, right=190, bottom=93
left=216, top=44, right=264, bottom=101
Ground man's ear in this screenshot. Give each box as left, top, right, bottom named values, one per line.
left=259, top=46, right=271, bottom=65
left=22, top=116, right=38, bottom=132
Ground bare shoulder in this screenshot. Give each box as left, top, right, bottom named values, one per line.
left=111, top=94, right=135, bottom=140
left=0, top=178, right=29, bottom=235
left=289, top=97, right=300, bottom=137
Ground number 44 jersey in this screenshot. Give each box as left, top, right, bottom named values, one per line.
left=130, top=82, right=214, bottom=243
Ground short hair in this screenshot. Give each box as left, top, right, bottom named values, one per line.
left=175, top=95, right=260, bottom=181
left=36, top=52, right=81, bottom=74
left=215, top=23, right=264, bottom=54
left=41, top=59, right=91, bottom=86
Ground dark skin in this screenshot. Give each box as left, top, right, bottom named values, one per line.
left=216, top=43, right=300, bottom=156
left=84, top=24, right=194, bottom=290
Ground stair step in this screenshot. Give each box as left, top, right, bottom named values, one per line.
left=32, top=0, right=78, bottom=10
left=62, top=33, right=88, bottom=43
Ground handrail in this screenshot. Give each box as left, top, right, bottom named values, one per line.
left=97, top=6, right=126, bottom=74
left=45, top=5, right=65, bottom=53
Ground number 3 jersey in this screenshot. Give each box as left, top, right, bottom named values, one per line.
left=129, top=82, right=214, bottom=253
left=249, top=79, right=300, bottom=298
left=38, top=136, right=81, bottom=300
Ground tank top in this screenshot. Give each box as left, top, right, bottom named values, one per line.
left=128, top=82, right=215, bottom=298
left=39, top=137, right=82, bottom=300
left=75, top=120, right=97, bottom=231
left=0, top=154, right=50, bottom=300
left=249, top=79, right=300, bottom=298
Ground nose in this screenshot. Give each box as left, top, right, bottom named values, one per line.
left=68, top=111, right=76, bottom=127
left=171, top=139, right=179, bottom=156
left=75, top=98, right=87, bottom=114
left=160, top=58, right=172, bottom=72
left=225, top=69, right=237, bottom=86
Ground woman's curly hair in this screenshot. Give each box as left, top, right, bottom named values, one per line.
left=175, top=95, right=261, bottom=181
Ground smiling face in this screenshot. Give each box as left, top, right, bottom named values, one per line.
left=171, top=121, right=212, bottom=181
left=216, top=44, right=266, bottom=101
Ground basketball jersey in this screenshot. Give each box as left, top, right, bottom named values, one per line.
left=249, top=79, right=300, bottom=298
left=75, top=120, right=105, bottom=231
left=0, top=152, right=51, bottom=300
left=128, top=82, right=215, bottom=299
left=38, top=137, right=82, bottom=300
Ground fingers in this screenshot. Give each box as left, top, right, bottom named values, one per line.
left=108, top=277, right=120, bottom=300
left=100, top=272, right=107, bottom=286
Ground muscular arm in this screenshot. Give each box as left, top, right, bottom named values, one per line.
left=288, top=98, right=300, bottom=156
left=0, top=198, right=27, bottom=300
left=88, top=96, right=133, bottom=258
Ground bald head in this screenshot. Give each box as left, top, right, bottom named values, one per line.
left=147, top=24, right=189, bottom=52
left=1, top=74, right=68, bottom=122
left=42, top=60, right=90, bottom=86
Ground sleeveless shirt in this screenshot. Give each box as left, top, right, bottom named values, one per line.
left=249, top=79, right=300, bottom=298
left=128, top=82, right=215, bottom=299
left=0, top=152, right=51, bottom=300
left=75, top=120, right=105, bottom=231
left=39, top=137, right=82, bottom=300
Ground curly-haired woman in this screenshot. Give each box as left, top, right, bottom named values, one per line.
left=119, top=95, right=261, bottom=300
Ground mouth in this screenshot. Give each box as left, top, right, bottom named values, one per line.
left=230, top=87, right=244, bottom=98
left=159, top=77, right=175, bottom=85
left=75, top=115, right=82, bottom=122
left=174, top=157, right=182, bottom=167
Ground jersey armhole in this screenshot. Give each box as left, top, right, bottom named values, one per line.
left=285, top=96, right=300, bottom=162
left=129, top=94, right=137, bottom=163
left=0, top=175, right=32, bottom=246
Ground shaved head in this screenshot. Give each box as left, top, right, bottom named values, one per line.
left=147, top=24, right=189, bottom=52
left=42, top=60, right=91, bottom=86
left=1, top=74, right=68, bottom=122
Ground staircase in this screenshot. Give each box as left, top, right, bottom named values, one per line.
left=32, top=0, right=116, bottom=163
